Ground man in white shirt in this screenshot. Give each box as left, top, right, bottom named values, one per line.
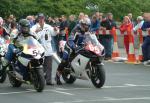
left=133, top=16, right=144, bottom=31
left=31, top=13, right=59, bottom=85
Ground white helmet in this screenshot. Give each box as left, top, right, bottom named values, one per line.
left=0, top=17, right=3, bottom=26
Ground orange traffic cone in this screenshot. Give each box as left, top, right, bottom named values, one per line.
left=111, top=28, right=120, bottom=58
left=126, top=29, right=137, bottom=64
left=137, top=29, right=143, bottom=62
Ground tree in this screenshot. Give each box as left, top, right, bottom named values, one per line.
left=0, top=0, right=149, bottom=20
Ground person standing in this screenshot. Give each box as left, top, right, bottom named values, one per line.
left=31, top=13, right=59, bottom=85
left=68, top=15, right=76, bottom=35
left=120, top=16, right=133, bottom=55
left=141, top=13, right=150, bottom=65
left=59, top=15, right=68, bottom=41
left=90, top=15, right=100, bottom=33
left=100, top=13, right=117, bottom=60
left=133, top=16, right=144, bottom=32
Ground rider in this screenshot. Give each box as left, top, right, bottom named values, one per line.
left=55, top=18, right=90, bottom=85
left=2, top=19, right=33, bottom=79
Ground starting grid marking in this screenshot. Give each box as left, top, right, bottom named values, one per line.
left=51, top=97, right=150, bottom=103
left=0, top=84, right=150, bottom=95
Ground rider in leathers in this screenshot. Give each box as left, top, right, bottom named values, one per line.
left=2, top=19, right=35, bottom=80
left=55, top=19, right=90, bottom=85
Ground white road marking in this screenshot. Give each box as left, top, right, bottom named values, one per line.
left=0, top=91, right=32, bottom=95
left=27, top=88, right=74, bottom=95
left=53, top=102, right=64, bottom=103
left=0, top=84, right=150, bottom=95
left=52, top=97, right=150, bottom=103
left=125, top=84, right=137, bottom=86
left=55, top=87, right=91, bottom=91
left=103, top=84, right=150, bottom=89
left=51, top=90, right=74, bottom=95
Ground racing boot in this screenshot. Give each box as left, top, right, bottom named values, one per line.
left=55, top=59, right=68, bottom=85
left=55, top=71, right=62, bottom=85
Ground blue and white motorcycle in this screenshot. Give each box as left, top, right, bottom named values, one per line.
left=7, top=36, right=45, bottom=92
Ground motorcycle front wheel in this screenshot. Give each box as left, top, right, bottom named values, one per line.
left=31, top=68, right=45, bottom=92
left=0, top=63, right=7, bottom=83
left=91, top=64, right=105, bottom=88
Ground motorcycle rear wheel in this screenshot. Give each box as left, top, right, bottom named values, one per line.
left=8, top=72, right=22, bottom=87
left=62, top=69, right=76, bottom=84
left=8, top=65, right=22, bottom=87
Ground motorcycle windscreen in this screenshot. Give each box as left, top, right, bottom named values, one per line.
left=84, top=33, right=104, bottom=56
left=20, top=36, right=45, bottom=59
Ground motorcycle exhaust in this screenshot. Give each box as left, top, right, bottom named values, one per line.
left=7, top=71, right=31, bottom=84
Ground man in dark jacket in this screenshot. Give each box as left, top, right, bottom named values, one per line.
left=141, top=13, right=150, bottom=65
left=59, top=15, right=68, bottom=41
left=99, top=13, right=116, bottom=60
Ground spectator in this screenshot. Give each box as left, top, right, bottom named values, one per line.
left=68, top=15, right=76, bottom=35
left=95, top=12, right=103, bottom=21
left=0, top=17, right=9, bottom=39
left=3, top=15, right=15, bottom=33
left=77, top=12, right=85, bottom=24
left=53, top=17, right=60, bottom=27
left=10, top=21, right=18, bottom=41
left=133, top=16, right=144, bottom=31
left=141, top=13, right=150, bottom=65
left=128, top=13, right=135, bottom=26
left=26, top=15, right=35, bottom=28
left=47, top=17, right=55, bottom=26
left=120, top=16, right=133, bottom=55
left=100, top=13, right=117, bottom=60
left=59, top=15, right=68, bottom=41
left=99, top=13, right=103, bottom=21
left=90, top=15, right=100, bottom=34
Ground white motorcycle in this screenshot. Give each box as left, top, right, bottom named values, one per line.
left=62, top=33, right=106, bottom=88
left=7, top=36, right=45, bottom=92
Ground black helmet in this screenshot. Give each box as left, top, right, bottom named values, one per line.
left=19, top=19, right=30, bottom=34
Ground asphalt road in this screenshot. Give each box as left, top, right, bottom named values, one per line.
left=0, top=61, right=150, bottom=103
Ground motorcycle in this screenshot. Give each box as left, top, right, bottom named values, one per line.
left=6, top=36, right=45, bottom=92
left=62, top=32, right=106, bottom=88
left=0, top=37, right=8, bottom=83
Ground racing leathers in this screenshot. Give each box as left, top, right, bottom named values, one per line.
left=55, top=24, right=89, bottom=85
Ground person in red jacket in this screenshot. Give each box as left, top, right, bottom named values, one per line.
left=120, top=16, right=133, bottom=55
left=0, top=17, right=9, bottom=38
